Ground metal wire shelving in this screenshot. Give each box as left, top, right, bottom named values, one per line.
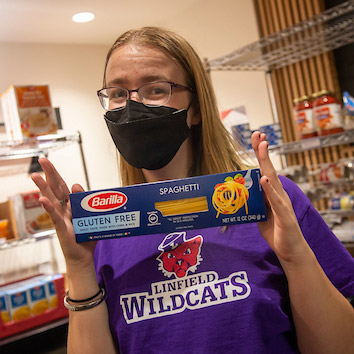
left=208, top=0, right=354, bottom=72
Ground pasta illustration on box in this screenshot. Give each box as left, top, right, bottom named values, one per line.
left=212, top=174, right=249, bottom=218
left=70, top=169, right=267, bottom=243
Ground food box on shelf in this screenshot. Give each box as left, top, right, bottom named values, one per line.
left=0, top=274, right=68, bottom=339
left=0, top=85, right=57, bottom=140
left=11, top=190, right=54, bottom=239
left=0, top=200, right=19, bottom=242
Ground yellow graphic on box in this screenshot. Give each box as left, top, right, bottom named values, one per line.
left=49, top=295, right=58, bottom=309
left=212, top=175, right=249, bottom=218
left=155, top=196, right=208, bottom=216
left=1, top=311, right=10, bottom=323
left=12, top=306, right=31, bottom=321
left=31, top=299, right=49, bottom=315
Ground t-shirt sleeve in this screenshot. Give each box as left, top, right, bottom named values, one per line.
left=280, top=175, right=354, bottom=298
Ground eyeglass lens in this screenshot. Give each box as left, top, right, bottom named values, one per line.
left=100, top=82, right=172, bottom=111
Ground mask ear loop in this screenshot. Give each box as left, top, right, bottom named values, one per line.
left=185, top=94, right=201, bottom=127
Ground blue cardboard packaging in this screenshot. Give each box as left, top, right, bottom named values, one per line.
left=70, top=169, right=267, bottom=243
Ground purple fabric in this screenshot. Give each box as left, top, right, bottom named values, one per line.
left=94, top=176, right=354, bottom=353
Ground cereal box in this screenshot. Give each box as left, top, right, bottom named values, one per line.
left=7, top=287, right=31, bottom=322
left=70, top=169, right=267, bottom=243
left=0, top=85, right=57, bottom=140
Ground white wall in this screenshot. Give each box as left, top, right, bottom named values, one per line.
left=0, top=1, right=274, bottom=204
left=0, top=42, right=119, bottom=201
left=0, top=1, right=275, bottom=282
left=163, top=0, right=274, bottom=130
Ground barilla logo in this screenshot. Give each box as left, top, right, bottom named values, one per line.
left=81, top=191, right=127, bottom=212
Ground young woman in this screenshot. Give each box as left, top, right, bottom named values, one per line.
left=32, top=27, right=354, bottom=354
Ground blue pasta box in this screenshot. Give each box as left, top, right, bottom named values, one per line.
left=7, top=287, right=31, bottom=322
left=70, top=169, right=267, bottom=243
left=44, top=273, right=61, bottom=309
left=28, top=281, right=49, bottom=316
left=0, top=292, right=10, bottom=323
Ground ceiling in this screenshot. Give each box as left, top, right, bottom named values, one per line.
left=0, top=0, right=211, bottom=46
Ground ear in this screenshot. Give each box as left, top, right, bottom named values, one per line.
left=190, top=101, right=201, bottom=125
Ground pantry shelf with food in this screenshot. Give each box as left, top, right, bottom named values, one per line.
left=0, top=130, right=94, bottom=341
left=0, top=131, right=90, bottom=189
left=208, top=1, right=354, bottom=253
left=271, top=128, right=354, bottom=154
left=0, top=130, right=90, bottom=246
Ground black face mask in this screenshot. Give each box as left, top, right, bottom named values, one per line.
left=104, top=100, right=191, bottom=170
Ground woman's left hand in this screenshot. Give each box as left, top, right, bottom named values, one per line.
left=251, top=131, right=311, bottom=266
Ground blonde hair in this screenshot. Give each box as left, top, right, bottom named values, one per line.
left=103, top=27, right=247, bottom=186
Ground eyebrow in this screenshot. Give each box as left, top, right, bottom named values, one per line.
left=106, top=74, right=170, bottom=87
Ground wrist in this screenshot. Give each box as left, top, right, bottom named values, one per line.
left=66, top=262, right=100, bottom=300
left=279, top=245, right=317, bottom=276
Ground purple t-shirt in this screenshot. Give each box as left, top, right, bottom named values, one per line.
left=94, top=176, right=354, bottom=353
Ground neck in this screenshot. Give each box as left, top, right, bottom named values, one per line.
left=142, top=138, right=193, bottom=183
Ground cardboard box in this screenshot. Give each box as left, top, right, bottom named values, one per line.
left=7, top=286, right=31, bottom=322
left=0, top=274, right=68, bottom=339
left=45, top=274, right=61, bottom=309
left=11, top=191, right=54, bottom=239
left=0, top=292, right=10, bottom=324
left=0, top=200, right=18, bottom=241
left=28, top=281, right=49, bottom=317
left=0, top=85, right=57, bottom=140
left=70, top=169, right=267, bottom=243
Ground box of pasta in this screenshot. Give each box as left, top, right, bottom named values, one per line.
left=0, top=85, right=57, bottom=140
left=70, top=169, right=267, bottom=243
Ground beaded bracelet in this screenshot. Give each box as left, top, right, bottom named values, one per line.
left=64, top=287, right=106, bottom=312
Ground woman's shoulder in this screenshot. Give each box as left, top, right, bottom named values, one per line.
left=278, top=174, right=305, bottom=197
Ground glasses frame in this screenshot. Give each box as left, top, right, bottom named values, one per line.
left=97, top=81, right=193, bottom=111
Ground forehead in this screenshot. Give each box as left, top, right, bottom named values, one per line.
left=105, top=43, right=186, bottom=86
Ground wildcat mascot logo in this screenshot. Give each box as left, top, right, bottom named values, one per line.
left=120, top=231, right=251, bottom=324
left=157, top=232, right=203, bottom=278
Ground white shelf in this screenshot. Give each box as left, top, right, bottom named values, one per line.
left=208, top=0, right=354, bottom=71
left=0, top=230, right=56, bottom=251
left=0, top=131, right=80, bottom=161
left=0, top=130, right=90, bottom=189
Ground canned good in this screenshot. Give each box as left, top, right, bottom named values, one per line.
left=329, top=193, right=354, bottom=210
left=293, top=96, right=317, bottom=139
left=319, top=163, right=344, bottom=183
left=313, top=90, right=344, bottom=136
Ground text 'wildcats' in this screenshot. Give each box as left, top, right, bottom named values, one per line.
left=120, top=270, right=251, bottom=324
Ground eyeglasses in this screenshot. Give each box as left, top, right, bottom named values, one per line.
left=97, top=81, right=193, bottom=111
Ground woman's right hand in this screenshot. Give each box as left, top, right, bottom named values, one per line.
left=31, top=158, right=97, bottom=270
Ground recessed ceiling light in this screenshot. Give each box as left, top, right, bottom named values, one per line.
left=72, top=12, right=95, bottom=23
